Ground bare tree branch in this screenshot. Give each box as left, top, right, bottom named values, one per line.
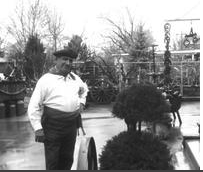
left=7, top=0, right=50, bottom=51
left=46, top=10, right=65, bottom=51
left=99, top=9, right=155, bottom=85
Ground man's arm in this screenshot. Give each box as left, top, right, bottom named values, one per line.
left=27, top=77, right=46, bottom=131
left=78, top=80, right=89, bottom=106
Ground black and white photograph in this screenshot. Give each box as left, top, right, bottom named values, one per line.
left=0, top=0, right=200, bottom=170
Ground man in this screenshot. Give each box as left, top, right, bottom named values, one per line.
left=28, top=48, right=88, bottom=170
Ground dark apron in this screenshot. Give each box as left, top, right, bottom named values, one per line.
left=41, top=106, right=79, bottom=170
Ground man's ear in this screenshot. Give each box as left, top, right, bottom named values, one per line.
left=54, top=57, right=62, bottom=65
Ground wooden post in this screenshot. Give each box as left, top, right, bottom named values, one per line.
left=180, top=61, right=183, bottom=96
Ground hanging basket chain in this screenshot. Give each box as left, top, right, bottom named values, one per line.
left=163, top=23, right=172, bottom=85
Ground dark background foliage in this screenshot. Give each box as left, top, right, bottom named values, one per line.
left=23, top=34, right=45, bottom=81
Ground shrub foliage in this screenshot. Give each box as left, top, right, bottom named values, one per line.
left=99, top=131, right=173, bottom=170
left=112, top=83, right=170, bottom=124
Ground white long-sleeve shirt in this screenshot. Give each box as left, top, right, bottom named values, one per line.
left=28, top=72, right=89, bottom=131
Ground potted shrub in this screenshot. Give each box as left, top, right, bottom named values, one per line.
left=99, top=83, right=174, bottom=170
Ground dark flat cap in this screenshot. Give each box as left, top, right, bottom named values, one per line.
left=53, top=48, right=78, bottom=59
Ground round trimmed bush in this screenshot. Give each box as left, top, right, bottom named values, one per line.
left=112, top=83, right=170, bottom=123
left=99, top=131, right=173, bottom=170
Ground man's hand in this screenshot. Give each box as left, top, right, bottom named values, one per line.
left=78, top=87, right=85, bottom=98
left=79, top=103, right=85, bottom=113
left=35, top=129, right=45, bottom=143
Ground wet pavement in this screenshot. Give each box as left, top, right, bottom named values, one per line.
left=0, top=100, right=200, bottom=170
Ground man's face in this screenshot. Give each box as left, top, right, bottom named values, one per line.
left=55, top=56, right=73, bottom=75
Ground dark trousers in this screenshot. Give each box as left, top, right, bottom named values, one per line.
left=42, top=106, right=78, bottom=170
left=44, top=128, right=77, bottom=170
